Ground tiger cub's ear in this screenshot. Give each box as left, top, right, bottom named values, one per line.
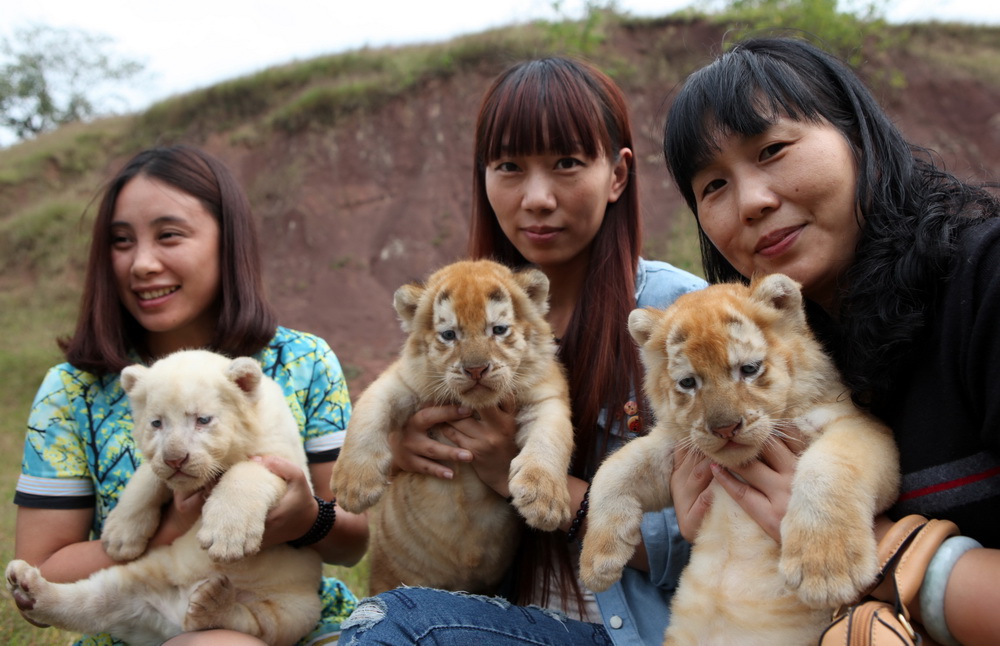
left=627, top=308, right=660, bottom=347
left=227, top=357, right=263, bottom=400
left=513, top=267, right=551, bottom=317
left=750, top=273, right=807, bottom=328
left=393, top=282, right=425, bottom=334
left=120, top=364, right=148, bottom=397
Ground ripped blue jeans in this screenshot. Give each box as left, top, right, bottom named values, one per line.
left=339, top=587, right=613, bottom=645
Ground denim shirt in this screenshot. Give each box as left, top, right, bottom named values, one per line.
left=592, top=258, right=706, bottom=645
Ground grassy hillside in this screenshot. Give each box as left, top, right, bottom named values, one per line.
left=1, top=8, right=999, bottom=643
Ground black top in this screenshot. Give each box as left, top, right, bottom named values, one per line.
left=817, top=217, right=1000, bottom=547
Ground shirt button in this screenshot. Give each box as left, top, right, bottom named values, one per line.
left=609, top=615, right=624, bottom=629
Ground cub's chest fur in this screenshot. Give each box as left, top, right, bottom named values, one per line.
left=330, top=259, right=574, bottom=595
left=580, top=274, right=900, bottom=646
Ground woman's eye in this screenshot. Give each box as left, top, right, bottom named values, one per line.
left=760, top=142, right=787, bottom=161
left=701, top=179, right=725, bottom=197
left=554, top=157, right=583, bottom=170
left=494, top=161, right=519, bottom=173
left=439, top=330, right=457, bottom=342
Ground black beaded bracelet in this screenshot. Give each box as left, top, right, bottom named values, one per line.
left=289, top=495, right=337, bottom=548
left=565, top=485, right=591, bottom=543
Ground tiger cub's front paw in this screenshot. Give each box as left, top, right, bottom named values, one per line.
left=198, top=499, right=266, bottom=562
left=508, top=459, right=571, bottom=531
left=579, top=519, right=637, bottom=592
left=101, top=506, right=158, bottom=562
left=780, top=511, right=878, bottom=608
left=329, top=454, right=390, bottom=514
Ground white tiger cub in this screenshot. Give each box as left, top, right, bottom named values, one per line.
left=330, top=259, right=574, bottom=594
left=579, top=274, right=900, bottom=645
left=6, top=350, right=323, bottom=646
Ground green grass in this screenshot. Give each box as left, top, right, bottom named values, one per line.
left=0, top=280, right=81, bottom=645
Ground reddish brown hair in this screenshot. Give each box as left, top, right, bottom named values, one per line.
left=61, top=145, right=277, bottom=374
left=470, top=57, right=645, bottom=612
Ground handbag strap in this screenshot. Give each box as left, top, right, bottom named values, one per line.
left=878, top=514, right=960, bottom=610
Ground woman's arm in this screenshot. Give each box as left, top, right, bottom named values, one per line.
left=939, top=548, right=1000, bottom=646
left=15, top=490, right=203, bottom=584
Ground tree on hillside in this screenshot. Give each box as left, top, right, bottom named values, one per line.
left=0, top=24, right=146, bottom=143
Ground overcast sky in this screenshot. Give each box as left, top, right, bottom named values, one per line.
left=3, top=0, right=999, bottom=113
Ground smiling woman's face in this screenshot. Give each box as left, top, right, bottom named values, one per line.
left=691, top=116, right=860, bottom=310
left=111, top=175, right=222, bottom=356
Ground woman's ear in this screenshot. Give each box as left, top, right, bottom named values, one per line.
left=608, top=147, right=633, bottom=203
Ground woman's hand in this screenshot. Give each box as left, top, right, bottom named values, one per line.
left=390, top=405, right=475, bottom=479
left=438, top=400, right=519, bottom=498
left=711, top=433, right=802, bottom=543
left=670, top=445, right=715, bottom=542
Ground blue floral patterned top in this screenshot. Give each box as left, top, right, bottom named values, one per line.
left=15, top=326, right=356, bottom=646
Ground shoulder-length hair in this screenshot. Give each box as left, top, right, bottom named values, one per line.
left=470, top=56, right=644, bottom=610
left=663, top=36, right=999, bottom=403
left=61, top=145, right=277, bottom=375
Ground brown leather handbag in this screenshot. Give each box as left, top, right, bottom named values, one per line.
left=818, top=514, right=959, bottom=646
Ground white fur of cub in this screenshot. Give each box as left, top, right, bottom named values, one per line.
left=6, top=350, right=322, bottom=646
left=330, top=259, right=574, bottom=594
left=579, top=274, right=900, bottom=646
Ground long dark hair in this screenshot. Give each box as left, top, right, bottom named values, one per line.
left=663, top=36, right=999, bottom=403
left=470, top=57, right=644, bottom=611
left=61, top=145, right=277, bottom=374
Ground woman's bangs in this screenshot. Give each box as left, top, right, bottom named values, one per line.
left=668, top=54, right=820, bottom=188
left=479, top=64, right=607, bottom=163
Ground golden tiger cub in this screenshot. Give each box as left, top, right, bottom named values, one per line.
left=330, top=259, right=574, bottom=595
left=579, top=274, right=900, bottom=646
left=6, top=350, right=322, bottom=646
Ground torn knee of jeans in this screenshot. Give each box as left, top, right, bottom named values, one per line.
left=341, top=596, right=387, bottom=640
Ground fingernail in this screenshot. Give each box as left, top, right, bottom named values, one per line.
left=457, top=406, right=472, bottom=415
left=442, top=470, right=454, bottom=480
left=457, top=451, right=473, bottom=461
left=710, top=463, right=721, bottom=473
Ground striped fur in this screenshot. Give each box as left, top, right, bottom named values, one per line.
left=580, top=274, right=900, bottom=645
left=330, top=259, right=574, bottom=594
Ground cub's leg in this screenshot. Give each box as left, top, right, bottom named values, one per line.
left=101, top=462, right=173, bottom=561
left=580, top=432, right=673, bottom=592
left=780, top=405, right=901, bottom=608
left=6, top=558, right=184, bottom=644
left=508, top=385, right=574, bottom=530
left=198, top=460, right=286, bottom=562
left=330, top=369, right=415, bottom=513
left=185, top=573, right=322, bottom=646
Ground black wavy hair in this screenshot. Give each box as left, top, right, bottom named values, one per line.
left=663, top=37, right=999, bottom=404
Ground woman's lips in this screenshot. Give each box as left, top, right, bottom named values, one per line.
left=755, top=225, right=804, bottom=257
left=134, top=286, right=179, bottom=307
left=522, top=226, right=562, bottom=243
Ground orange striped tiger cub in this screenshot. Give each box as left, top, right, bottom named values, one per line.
left=330, top=259, right=574, bottom=595
left=580, top=274, right=900, bottom=645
